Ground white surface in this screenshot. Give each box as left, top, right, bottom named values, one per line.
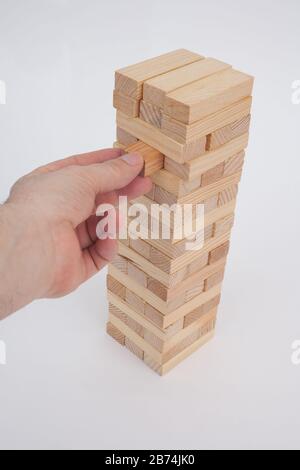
left=1, top=0, right=300, bottom=450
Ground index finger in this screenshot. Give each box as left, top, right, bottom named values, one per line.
left=29, top=148, right=124, bottom=175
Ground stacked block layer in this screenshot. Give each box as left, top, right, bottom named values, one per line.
left=107, top=49, right=254, bottom=375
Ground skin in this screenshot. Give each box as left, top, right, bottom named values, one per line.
left=0, top=148, right=152, bottom=320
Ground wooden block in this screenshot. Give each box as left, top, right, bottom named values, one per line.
left=205, top=269, right=225, bottom=291
left=185, top=281, right=205, bottom=303
left=128, top=262, right=147, bottom=287
left=218, top=185, right=238, bottom=207
left=117, top=111, right=206, bottom=164
left=164, top=68, right=254, bottom=124
left=214, top=214, right=235, bottom=237
left=223, top=151, right=245, bottom=177
left=129, top=238, right=151, bottom=260
left=144, top=331, right=164, bottom=353
left=161, top=97, right=252, bottom=143
left=164, top=133, right=249, bottom=181
left=209, top=242, right=230, bottom=265
left=184, top=295, right=221, bottom=328
left=152, top=169, right=200, bottom=197
left=107, top=275, right=126, bottom=300
left=144, top=58, right=231, bottom=107
left=107, top=322, right=125, bottom=346
left=160, top=330, right=214, bottom=375
left=153, top=185, right=177, bottom=206
left=207, top=115, right=251, bottom=151
left=201, top=163, right=225, bottom=187
left=125, top=141, right=164, bottom=176
left=109, top=303, right=127, bottom=323
left=117, top=127, right=138, bottom=146
left=162, top=329, right=200, bottom=364
left=144, top=353, right=162, bottom=375
left=111, top=254, right=128, bottom=275
left=144, top=303, right=164, bottom=329
left=140, top=100, right=162, bottom=128
left=113, top=90, right=140, bottom=117
left=187, top=253, right=209, bottom=276
left=125, top=290, right=145, bottom=315
left=115, top=49, right=202, bottom=99
left=109, top=263, right=223, bottom=321
left=126, top=316, right=144, bottom=338
left=125, top=338, right=144, bottom=360
left=108, top=291, right=165, bottom=340
left=147, top=278, right=168, bottom=302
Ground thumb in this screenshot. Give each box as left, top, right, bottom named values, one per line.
left=78, top=153, right=144, bottom=195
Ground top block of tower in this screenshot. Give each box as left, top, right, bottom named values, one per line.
left=114, top=50, right=253, bottom=163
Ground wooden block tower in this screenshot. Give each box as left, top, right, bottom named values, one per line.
left=107, top=49, right=254, bottom=375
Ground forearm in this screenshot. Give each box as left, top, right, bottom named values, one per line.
left=0, top=202, right=50, bottom=319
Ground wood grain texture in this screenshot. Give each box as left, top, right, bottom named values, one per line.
left=107, top=322, right=125, bottom=346
left=125, top=141, right=164, bottom=176
left=143, top=58, right=230, bottom=107
left=218, top=184, right=239, bottom=207
left=125, top=338, right=144, bottom=360
left=161, top=97, right=252, bottom=142
left=209, top=242, right=230, bottom=265
left=140, top=100, right=162, bottom=128
left=113, top=90, right=140, bottom=117
left=184, top=295, right=221, bottom=327
left=164, top=69, right=254, bottom=124
left=164, top=133, right=249, bottom=181
left=223, top=151, right=245, bottom=177
left=117, top=127, right=138, bottom=146
left=117, top=111, right=206, bottom=163
left=107, top=275, right=126, bottom=300
left=115, top=49, right=202, bottom=99
left=207, top=115, right=251, bottom=151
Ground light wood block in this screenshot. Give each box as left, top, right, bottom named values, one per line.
left=125, top=141, right=164, bottom=177
left=218, top=184, right=239, bottom=207
left=117, top=111, right=206, bottom=164
left=164, top=69, right=254, bottom=124
left=107, top=322, right=125, bottom=346
left=209, top=242, right=230, bottom=265
left=223, top=151, right=245, bottom=177
left=164, top=133, right=249, bottom=181
left=140, top=100, right=162, bottom=128
left=115, top=49, right=202, bottom=99
left=125, top=338, right=144, bottom=360
left=113, top=90, right=140, bottom=117
left=144, top=58, right=231, bottom=107
left=107, top=275, right=126, bottom=300
left=161, top=97, right=252, bottom=142
left=207, top=115, right=251, bottom=151
left=117, top=127, right=138, bottom=146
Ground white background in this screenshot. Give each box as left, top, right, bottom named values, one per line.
left=0, top=0, right=300, bottom=450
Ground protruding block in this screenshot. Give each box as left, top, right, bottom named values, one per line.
left=125, top=141, right=164, bottom=176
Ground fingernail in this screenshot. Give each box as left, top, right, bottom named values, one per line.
left=121, top=153, right=143, bottom=166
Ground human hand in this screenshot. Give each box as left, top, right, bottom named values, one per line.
left=0, top=148, right=152, bottom=318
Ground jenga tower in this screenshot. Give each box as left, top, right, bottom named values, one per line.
left=107, top=50, right=254, bottom=375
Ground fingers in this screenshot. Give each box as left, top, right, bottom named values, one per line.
left=31, top=148, right=124, bottom=175
left=82, top=238, right=118, bottom=279
left=77, top=176, right=153, bottom=249
left=76, top=153, right=145, bottom=197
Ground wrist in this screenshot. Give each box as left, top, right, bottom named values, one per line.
left=0, top=202, right=52, bottom=318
